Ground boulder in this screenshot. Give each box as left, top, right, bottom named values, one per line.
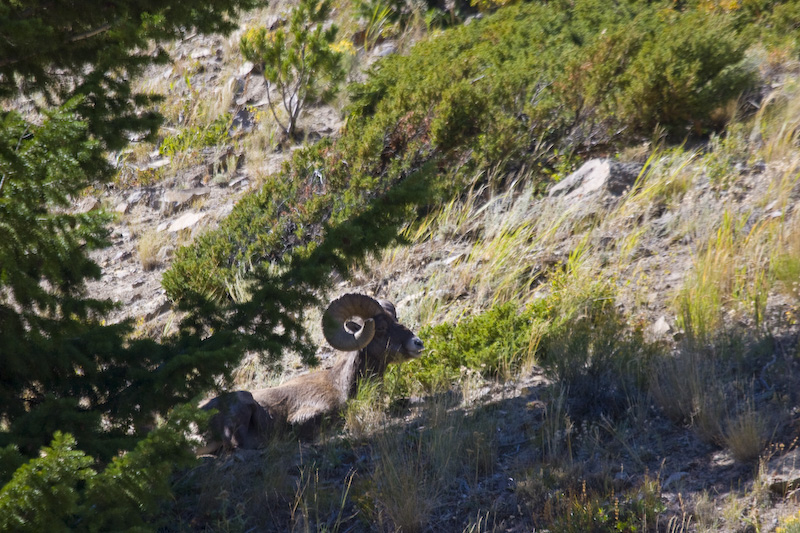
left=765, top=448, right=800, bottom=496
left=236, top=61, right=255, bottom=78
left=548, top=159, right=643, bottom=203
left=166, top=211, right=206, bottom=233
left=650, top=316, right=672, bottom=337
left=190, top=47, right=213, bottom=59
left=75, top=196, right=101, bottom=213
left=144, top=157, right=170, bottom=171
left=235, top=75, right=267, bottom=106
left=161, top=187, right=211, bottom=215
left=231, top=107, right=254, bottom=134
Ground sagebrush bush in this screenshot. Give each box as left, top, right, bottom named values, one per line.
left=390, top=264, right=657, bottom=420
left=165, top=0, right=759, bottom=304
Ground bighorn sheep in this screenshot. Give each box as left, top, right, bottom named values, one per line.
left=199, top=293, right=424, bottom=454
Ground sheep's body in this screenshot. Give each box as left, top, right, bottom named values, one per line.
left=199, top=294, right=423, bottom=453
left=196, top=391, right=270, bottom=455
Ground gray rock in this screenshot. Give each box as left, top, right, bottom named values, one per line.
left=161, top=187, right=211, bottom=215
left=145, top=299, right=172, bottom=321
left=126, top=190, right=147, bottom=206
left=231, top=107, right=254, bottom=133
left=144, top=157, right=170, bottom=170
left=167, top=211, right=206, bottom=233
left=765, top=448, right=800, bottom=496
left=191, top=47, right=213, bottom=59
left=227, top=76, right=246, bottom=100
left=235, top=75, right=266, bottom=106
left=651, top=316, right=672, bottom=337
left=157, top=245, right=175, bottom=263
left=548, top=159, right=643, bottom=201
left=236, top=61, right=255, bottom=78
left=373, top=42, right=396, bottom=57
left=76, top=196, right=101, bottom=213
left=112, top=250, right=132, bottom=262
left=228, top=176, right=250, bottom=189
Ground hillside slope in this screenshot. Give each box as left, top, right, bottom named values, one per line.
left=74, top=1, right=800, bottom=531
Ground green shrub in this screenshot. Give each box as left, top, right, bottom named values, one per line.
left=392, top=266, right=657, bottom=413
left=547, top=476, right=665, bottom=533
left=0, top=433, right=95, bottom=533
left=406, top=303, right=538, bottom=390
left=159, top=112, right=231, bottom=158
left=0, top=446, right=24, bottom=487
left=618, top=10, right=755, bottom=135
left=778, top=508, right=800, bottom=533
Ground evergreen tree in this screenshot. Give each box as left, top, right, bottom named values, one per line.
left=0, top=0, right=256, bottom=149
left=0, top=0, right=257, bottom=458
left=240, top=0, right=346, bottom=139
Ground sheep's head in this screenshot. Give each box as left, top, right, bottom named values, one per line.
left=322, top=293, right=424, bottom=365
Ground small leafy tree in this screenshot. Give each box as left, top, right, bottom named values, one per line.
left=240, top=0, right=346, bottom=140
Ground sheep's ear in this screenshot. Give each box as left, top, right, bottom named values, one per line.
left=379, top=300, right=397, bottom=319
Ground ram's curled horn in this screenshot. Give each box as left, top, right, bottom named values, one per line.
left=322, top=293, right=385, bottom=351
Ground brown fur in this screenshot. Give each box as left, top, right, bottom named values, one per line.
left=199, top=298, right=423, bottom=453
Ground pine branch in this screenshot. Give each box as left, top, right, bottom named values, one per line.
left=0, top=24, right=114, bottom=69
left=0, top=125, right=30, bottom=199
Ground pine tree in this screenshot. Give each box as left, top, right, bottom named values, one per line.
left=0, top=0, right=257, bottom=458
left=0, top=0, right=257, bottom=149
left=240, top=0, right=346, bottom=140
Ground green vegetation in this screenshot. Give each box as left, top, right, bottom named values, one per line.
left=6, top=0, right=800, bottom=529
left=0, top=408, right=201, bottom=533
left=779, top=509, right=800, bottom=533
left=166, top=0, right=760, bottom=307
left=392, top=259, right=656, bottom=417
left=159, top=113, right=232, bottom=158
left=240, top=0, right=346, bottom=139
left=0, top=0, right=256, bottom=527
left=545, top=476, right=665, bottom=533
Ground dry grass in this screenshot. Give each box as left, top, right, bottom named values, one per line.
left=773, top=208, right=800, bottom=302
left=342, top=378, right=385, bottom=441
left=539, top=386, right=573, bottom=465
left=676, top=211, right=777, bottom=340
left=137, top=228, right=171, bottom=271
left=358, top=174, right=601, bottom=326
left=753, top=81, right=800, bottom=164
left=650, top=337, right=779, bottom=462
left=363, top=417, right=452, bottom=530
left=355, top=396, right=498, bottom=532
left=289, top=465, right=355, bottom=533
left=723, top=403, right=768, bottom=463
